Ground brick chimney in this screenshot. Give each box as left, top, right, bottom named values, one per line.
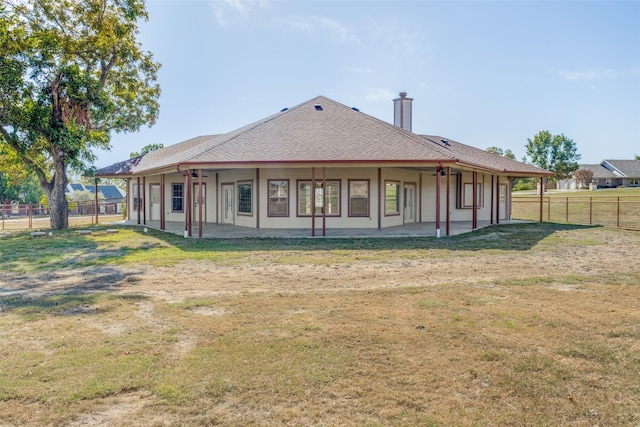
left=393, top=91, right=413, bottom=131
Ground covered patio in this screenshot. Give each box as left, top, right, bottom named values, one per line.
left=124, top=219, right=526, bottom=239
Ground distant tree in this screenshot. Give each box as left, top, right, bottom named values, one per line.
left=0, top=1, right=160, bottom=230
left=636, top=154, right=640, bottom=160
left=487, top=146, right=504, bottom=156
left=573, top=169, right=594, bottom=189
left=130, top=143, right=164, bottom=158
left=525, top=131, right=581, bottom=188
left=487, top=146, right=516, bottom=160
left=69, top=189, right=104, bottom=215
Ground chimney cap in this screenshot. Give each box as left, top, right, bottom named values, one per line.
left=399, top=91, right=407, bottom=98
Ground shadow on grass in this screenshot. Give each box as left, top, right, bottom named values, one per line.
left=128, top=222, right=598, bottom=252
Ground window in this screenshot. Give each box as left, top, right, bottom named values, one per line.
left=385, top=181, right=400, bottom=215
left=172, top=183, right=183, bottom=212
left=238, top=181, right=252, bottom=215
left=268, top=180, right=289, bottom=217
left=297, top=180, right=340, bottom=216
left=462, top=183, right=482, bottom=208
left=630, top=178, right=640, bottom=186
left=349, top=180, right=369, bottom=217
left=606, top=178, right=612, bottom=186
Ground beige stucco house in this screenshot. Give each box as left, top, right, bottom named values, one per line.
left=96, top=93, right=550, bottom=237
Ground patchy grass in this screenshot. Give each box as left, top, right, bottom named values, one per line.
left=0, top=223, right=639, bottom=425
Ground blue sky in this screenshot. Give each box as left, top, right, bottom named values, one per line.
left=96, top=0, right=640, bottom=168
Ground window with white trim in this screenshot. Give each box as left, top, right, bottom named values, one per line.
left=385, top=181, right=400, bottom=215
left=238, top=181, right=252, bottom=215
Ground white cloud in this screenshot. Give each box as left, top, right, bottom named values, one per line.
left=558, top=68, right=618, bottom=81
left=366, top=88, right=396, bottom=103
left=210, top=0, right=268, bottom=27
left=280, top=15, right=358, bottom=43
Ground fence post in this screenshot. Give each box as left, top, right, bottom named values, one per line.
left=547, top=197, right=551, bottom=221
left=28, top=204, right=32, bottom=229
left=566, top=197, right=569, bottom=223
left=617, top=197, right=620, bottom=228
left=589, top=197, right=592, bottom=225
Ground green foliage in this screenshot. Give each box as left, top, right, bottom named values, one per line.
left=512, top=178, right=536, bottom=191
left=130, top=143, right=164, bottom=158
left=487, top=146, right=516, bottom=160
left=525, top=131, right=581, bottom=184
left=0, top=1, right=160, bottom=229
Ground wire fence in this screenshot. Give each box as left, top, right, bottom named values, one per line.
left=1, top=199, right=125, bottom=231
left=512, top=196, right=640, bottom=231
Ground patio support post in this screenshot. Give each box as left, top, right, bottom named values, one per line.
left=446, top=167, right=451, bottom=236
left=184, top=172, right=190, bottom=237
left=142, top=177, right=146, bottom=225
left=496, top=175, right=500, bottom=224
left=136, top=177, right=141, bottom=225
left=311, top=167, right=315, bottom=237
left=378, top=168, right=382, bottom=229
left=472, top=171, right=478, bottom=229
left=215, top=173, right=219, bottom=224
left=198, top=169, right=203, bottom=238
left=539, top=177, right=544, bottom=222
left=435, top=166, right=441, bottom=238
left=255, top=169, right=260, bottom=229
left=418, top=173, right=423, bottom=223
left=322, top=166, right=326, bottom=237
left=490, top=176, right=494, bottom=225
left=160, top=174, right=165, bottom=230
left=94, top=179, right=99, bottom=225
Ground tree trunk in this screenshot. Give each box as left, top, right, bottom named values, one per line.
left=46, top=170, right=69, bottom=230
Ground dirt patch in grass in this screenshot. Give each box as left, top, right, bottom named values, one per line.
left=0, top=225, right=639, bottom=426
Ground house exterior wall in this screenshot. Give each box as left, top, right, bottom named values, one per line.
left=130, top=168, right=513, bottom=229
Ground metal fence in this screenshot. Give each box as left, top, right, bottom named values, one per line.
left=1, top=199, right=125, bottom=231
left=512, top=196, right=640, bottom=231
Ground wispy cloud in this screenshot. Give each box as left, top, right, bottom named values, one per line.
left=366, top=88, right=396, bottom=103
left=210, top=0, right=268, bottom=27
left=557, top=68, right=619, bottom=81
left=279, top=15, right=358, bottom=43
left=345, top=66, right=376, bottom=74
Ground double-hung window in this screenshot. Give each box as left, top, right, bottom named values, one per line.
left=268, top=180, right=289, bottom=217
left=385, top=181, right=400, bottom=215
left=172, top=183, right=184, bottom=212
left=238, top=181, right=252, bottom=215
left=348, top=180, right=369, bottom=217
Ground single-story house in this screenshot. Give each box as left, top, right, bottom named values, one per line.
left=96, top=93, right=550, bottom=237
left=558, top=160, right=640, bottom=189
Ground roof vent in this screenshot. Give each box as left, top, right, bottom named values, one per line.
left=280, top=107, right=288, bottom=112
left=441, top=139, right=450, bottom=146
left=351, top=107, right=360, bottom=112
left=314, top=104, right=323, bottom=111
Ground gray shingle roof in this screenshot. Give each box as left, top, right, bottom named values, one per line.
left=577, top=164, right=618, bottom=178
left=96, top=95, right=549, bottom=177
left=603, top=160, right=640, bottom=177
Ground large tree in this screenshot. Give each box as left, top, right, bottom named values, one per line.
left=525, top=130, right=581, bottom=186
left=0, top=0, right=160, bottom=229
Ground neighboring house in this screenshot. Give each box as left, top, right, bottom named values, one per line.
left=96, top=93, right=550, bottom=237
left=65, top=183, right=126, bottom=214
left=558, top=160, right=640, bottom=189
